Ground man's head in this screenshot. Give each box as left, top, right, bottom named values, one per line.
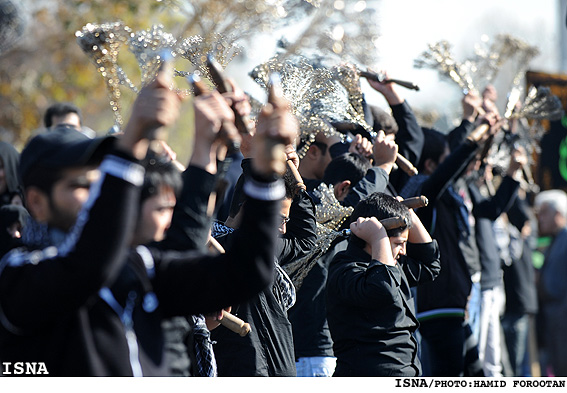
left=298, top=132, right=340, bottom=180
left=322, top=152, right=371, bottom=202
left=44, top=102, right=82, bottom=130
left=132, top=155, right=183, bottom=245
left=534, top=189, right=567, bottom=237
left=19, top=127, right=112, bottom=231
left=417, top=127, right=449, bottom=175
left=350, top=192, right=412, bottom=259
left=367, top=105, right=398, bottom=136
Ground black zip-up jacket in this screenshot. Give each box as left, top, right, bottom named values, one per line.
left=400, top=136, right=479, bottom=317
left=211, top=179, right=317, bottom=376
left=0, top=153, right=281, bottom=376
left=326, top=240, right=440, bottom=376
left=289, top=100, right=422, bottom=361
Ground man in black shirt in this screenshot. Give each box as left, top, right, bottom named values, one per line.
left=326, top=192, right=440, bottom=376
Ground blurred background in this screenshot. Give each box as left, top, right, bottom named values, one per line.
left=0, top=0, right=566, bottom=166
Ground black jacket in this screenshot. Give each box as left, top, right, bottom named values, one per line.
left=0, top=153, right=281, bottom=376
left=211, top=187, right=317, bottom=376
left=400, top=138, right=480, bottom=317
left=287, top=237, right=347, bottom=360
left=468, top=177, right=520, bottom=290
left=326, top=240, right=440, bottom=376
left=387, top=100, right=424, bottom=196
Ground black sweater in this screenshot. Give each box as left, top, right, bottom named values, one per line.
left=326, top=240, right=440, bottom=376
left=0, top=155, right=281, bottom=376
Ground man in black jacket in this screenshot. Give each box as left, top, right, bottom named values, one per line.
left=0, top=68, right=296, bottom=376
left=326, top=192, right=440, bottom=376
left=210, top=144, right=317, bottom=377
left=289, top=151, right=391, bottom=377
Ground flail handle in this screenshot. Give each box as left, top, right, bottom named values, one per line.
left=396, top=153, right=418, bottom=176
left=380, top=216, right=408, bottom=230
left=187, top=74, right=240, bottom=154
left=466, top=123, right=490, bottom=143
left=400, top=196, right=428, bottom=209
left=220, top=310, right=251, bottom=337
left=359, top=70, right=420, bottom=91
left=206, top=55, right=253, bottom=136
left=286, top=159, right=306, bottom=194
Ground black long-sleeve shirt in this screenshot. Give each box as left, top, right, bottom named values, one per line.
left=211, top=187, right=317, bottom=376
left=387, top=101, right=424, bottom=196
left=326, top=240, right=440, bottom=376
left=0, top=153, right=281, bottom=376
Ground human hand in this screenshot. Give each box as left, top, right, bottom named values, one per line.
left=252, top=97, right=298, bottom=178
left=191, top=90, right=239, bottom=173
left=119, top=62, right=183, bottom=159
left=285, top=144, right=299, bottom=169
left=462, top=91, right=483, bottom=122
left=348, top=134, right=373, bottom=160
left=372, top=130, right=398, bottom=174
left=506, top=145, right=528, bottom=179
left=204, top=306, right=232, bottom=331
left=366, top=69, right=404, bottom=105
left=350, top=216, right=395, bottom=265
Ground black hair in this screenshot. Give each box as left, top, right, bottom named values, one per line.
left=350, top=192, right=412, bottom=238
left=367, top=105, right=399, bottom=135
left=322, top=152, right=371, bottom=187
left=44, top=102, right=82, bottom=128
left=417, top=127, right=447, bottom=173
left=140, top=155, right=183, bottom=206
left=296, top=140, right=328, bottom=157
left=22, top=165, right=65, bottom=196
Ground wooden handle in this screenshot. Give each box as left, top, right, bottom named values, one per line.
left=205, top=237, right=252, bottom=337
left=380, top=216, right=408, bottom=230
left=207, top=236, right=225, bottom=254
left=286, top=159, right=306, bottom=194
left=387, top=78, right=420, bottom=91
left=187, top=73, right=240, bottom=154
left=341, top=216, right=408, bottom=238
left=219, top=310, right=251, bottom=337
left=359, top=70, right=420, bottom=91
left=206, top=55, right=252, bottom=136
left=400, top=196, right=428, bottom=209
left=396, top=153, right=418, bottom=176
left=466, top=123, right=490, bottom=143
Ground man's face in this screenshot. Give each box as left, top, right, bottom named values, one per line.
left=135, top=186, right=176, bottom=245
left=389, top=229, right=409, bottom=260
left=536, top=203, right=561, bottom=237
left=279, top=198, right=292, bottom=235
left=51, top=113, right=81, bottom=130
left=47, top=167, right=100, bottom=231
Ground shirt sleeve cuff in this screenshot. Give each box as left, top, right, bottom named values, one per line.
left=243, top=177, right=285, bottom=201
left=99, top=155, right=145, bottom=186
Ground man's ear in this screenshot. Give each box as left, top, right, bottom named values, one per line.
left=334, top=180, right=351, bottom=201
left=25, top=187, right=50, bottom=223
left=305, top=144, right=321, bottom=160
left=424, top=158, right=437, bottom=175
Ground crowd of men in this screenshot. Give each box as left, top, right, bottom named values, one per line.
left=0, top=53, right=565, bottom=378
